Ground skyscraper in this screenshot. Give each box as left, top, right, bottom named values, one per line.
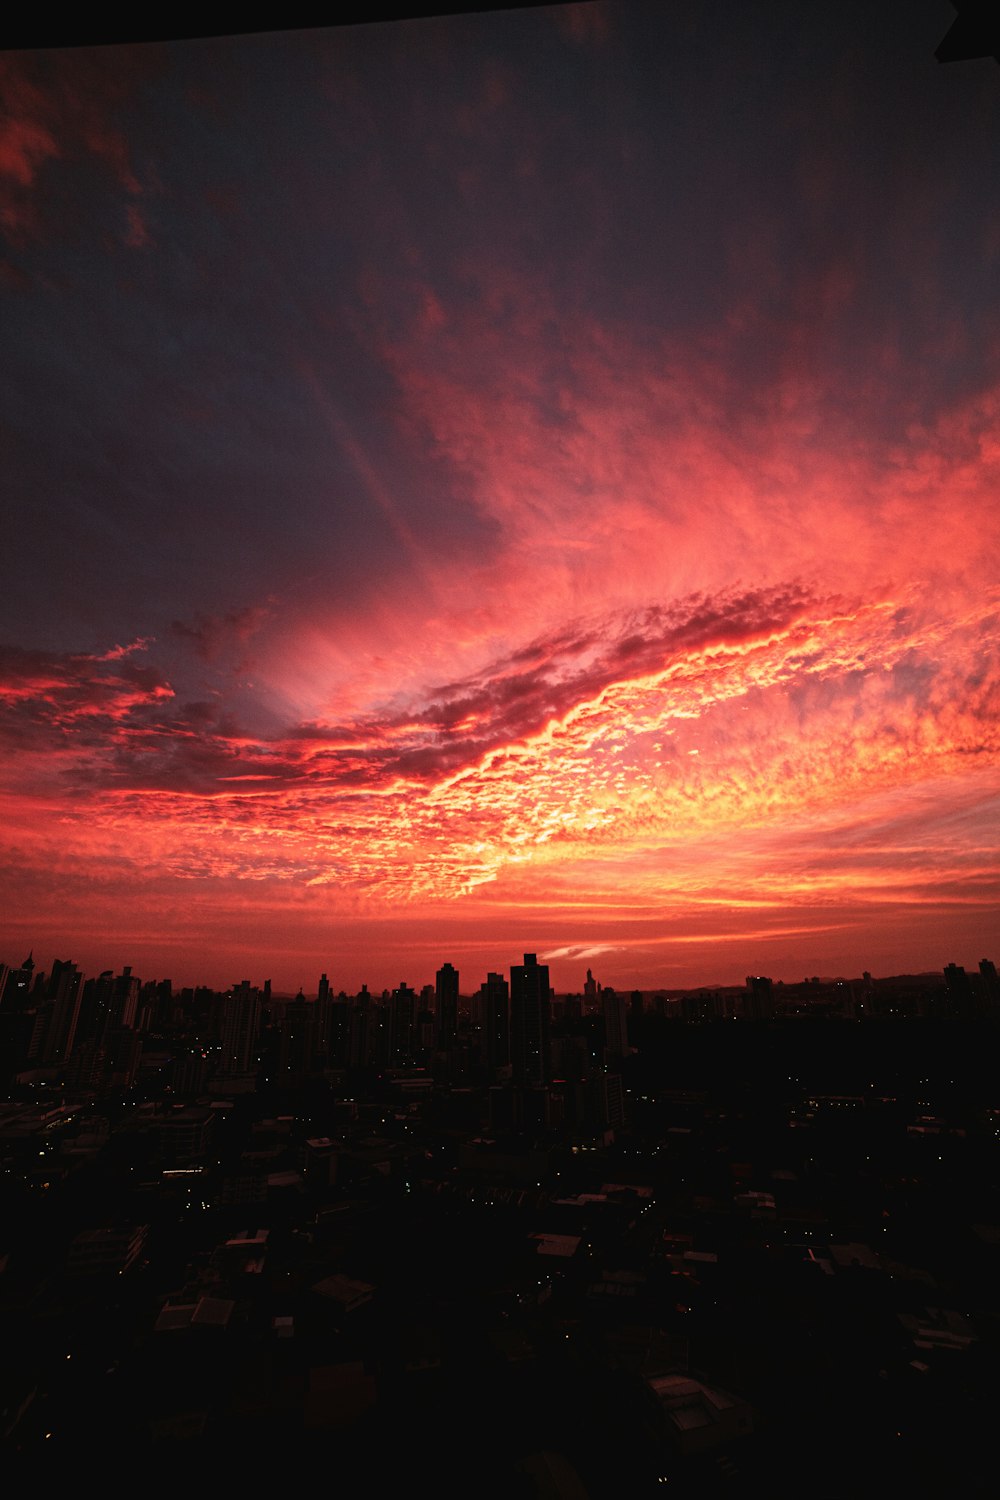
left=391, top=982, right=417, bottom=1065
left=280, top=991, right=318, bottom=1078
left=43, top=958, right=83, bottom=1064
left=220, top=980, right=261, bottom=1076
left=745, top=975, right=774, bottom=1020
left=603, top=986, right=629, bottom=1061
left=4, top=953, right=34, bottom=1010
left=510, top=953, right=550, bottom=1088
left=110, top=966, right=139, bottom=1032
left=1, top=953, right=34, bottom=1011
left=484, top=971, right=510, bottom=1072
left=349, top=985, right=374, bottom=1069
left=944, top=963, right=975, bottom=1019
left=75, top=970, right=114, bottom=1051
left=435, top=962, right=459, bottom=1053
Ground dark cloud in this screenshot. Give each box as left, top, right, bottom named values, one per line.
left=169, top=605, right=270, bottom=662
left=0, top=640, right=173, bottom=720
left=0, top=49, right=153, bottom=247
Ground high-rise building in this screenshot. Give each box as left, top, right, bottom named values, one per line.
left=280, top=991, right=318, bottom=1078
left=326, top=997, right=351, bottom=1068
left=550, top=1033, right=589, bottom=1082
left=220, top=980, right=261, bottom=1076
left=4, top=953, right=34, bottom=1010
left=483, top=971, right=510, bottom=1071
left=391, top=983, right=417, bottom=1066
left=436, top=963, right=459, bottom=1053
left=591, top=1071, right=625, bottom=1133
left=944, top=963, right=976, bottom=1019
left=43, top=959, right=84, bottom=1064
left=106, top=966, right=139, bottom=1032
left=105, top=1027, right=143, bottom=1089
left=745, top=975, right=774, bottom=1020
left=563, top=994, right=582, bottom=1022
left=349, top=985, right=374, bottom=1069
left=510, top=953, right=550, bottom=1087
left=603, top=986, right=629, bottom=1061
left=76, top=971, right=114, bottom=1050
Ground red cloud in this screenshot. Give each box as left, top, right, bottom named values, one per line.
left=4, top=571, right=998, bottom=946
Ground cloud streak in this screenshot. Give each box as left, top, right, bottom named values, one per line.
left=4, top=579, right=998, bottom=929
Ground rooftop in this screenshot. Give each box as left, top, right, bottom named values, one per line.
left=528, top=1233, right=582, bottom=1258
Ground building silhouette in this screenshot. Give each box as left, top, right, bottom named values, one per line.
left=944, top=963, right=976, bottom=1019
left=745, top=975, right=774, bottom=1020
left=435, top=962, right=459, bottom=1053
left=483, top=971, right=510, bottom=1072
left=279, top=990, right=318, bottom=1079
left=3, top=953, right=34, bottom=1010
left=220, top=980, right=261, bottom=1077
left=36, top=958, right=83, bottom=1065
left=510, top=952, right=551, bottom=1087
left=390, top=982, right=417, bottom=1066
left=603, top=986, right=629, bottom=1061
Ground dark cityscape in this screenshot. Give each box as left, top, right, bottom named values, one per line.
left=3, top=946, right=1000, bottom=1492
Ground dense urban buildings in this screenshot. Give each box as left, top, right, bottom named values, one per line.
left=3, top=940, right=1000, bottom=1488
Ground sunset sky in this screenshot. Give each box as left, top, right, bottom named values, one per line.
left=2, top=2, right=999, bottom=995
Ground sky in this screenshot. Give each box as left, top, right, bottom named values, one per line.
left=2, top=2, right=999, bottom=996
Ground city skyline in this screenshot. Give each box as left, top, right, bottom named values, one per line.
left=3, top=940, right=996, bottom=1001
left=3, top=4, right=999, bottom=994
